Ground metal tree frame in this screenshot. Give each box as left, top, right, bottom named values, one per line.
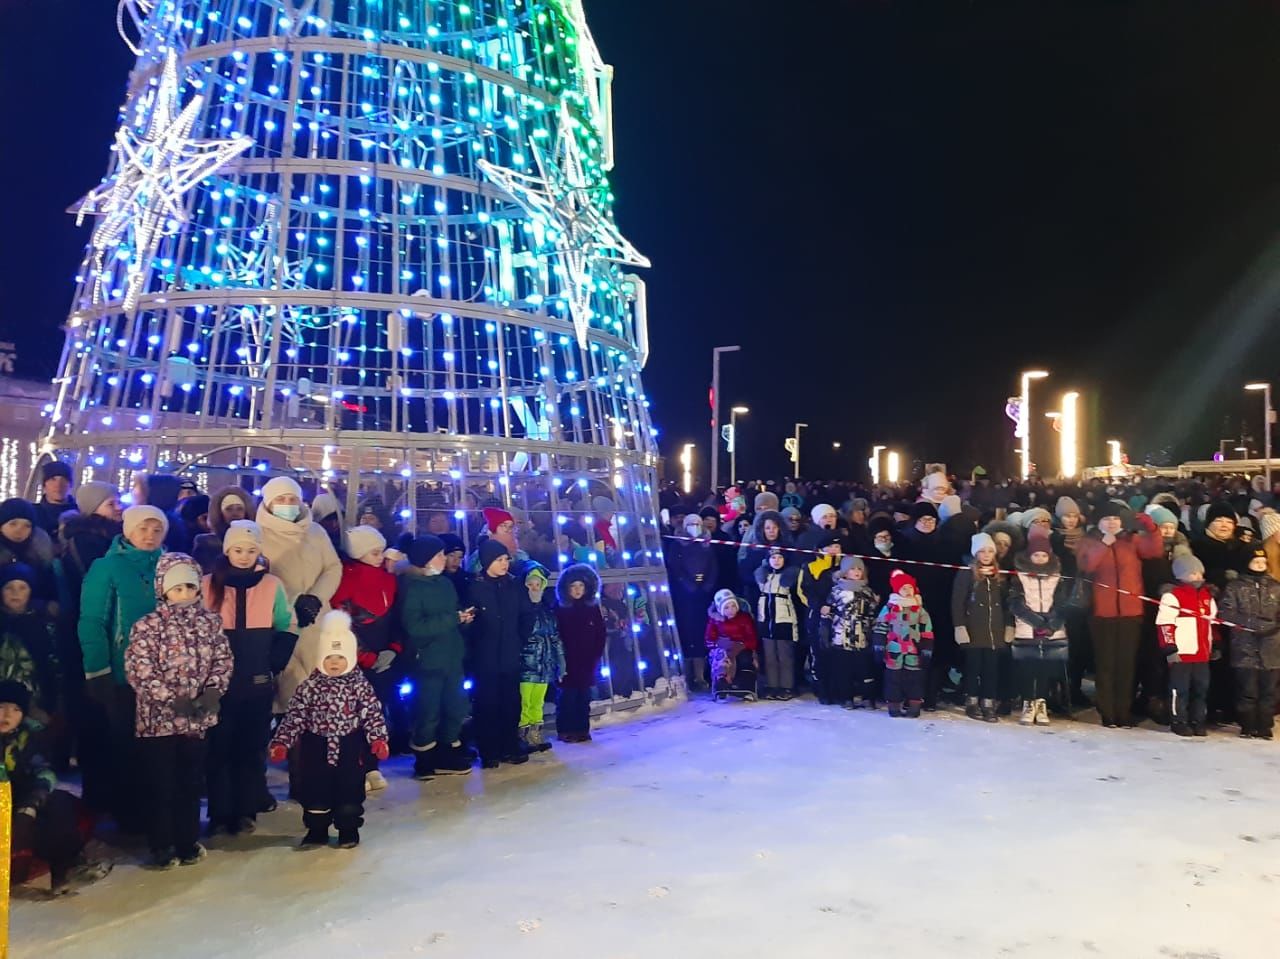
left=44, top=0, right=680, bottom=706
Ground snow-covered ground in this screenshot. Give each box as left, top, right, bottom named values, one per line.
left=12, top=698, right=1280, bottom=959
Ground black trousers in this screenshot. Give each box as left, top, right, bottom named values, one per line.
left=137, top=734, right=207, bottom=856
left=1169, top=661, right=1211, bottom=727
left=206, top=693, right=273, bottom=825
left=1012, top=641, right=1069, bottom=702
left=1091, top=617, right=1141, bottom=724
left=820, top=647, right=876, bottom=703
left=104, top=685, right=145, bottom=833
left=884, top=668, right=924, bottom=705
left=1066, top=608, right=1093, bottom=695
left=1137, top=615, right=1169, bottom=705
left=557, top=684, right=593, bottom=737
left=296, top=732, right=366, bottom=833
left=1235, top=667, right=1279, bottom=735
left=963, top=646, right=1002, bottom=701
left=472, top=671, right=521, bottom=762
left=11, top=789, right=85, bottom=885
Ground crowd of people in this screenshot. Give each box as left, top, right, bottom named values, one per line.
left=661, top=467, right=1280, bottom=735
left=0, top=465, right=609, bottom=893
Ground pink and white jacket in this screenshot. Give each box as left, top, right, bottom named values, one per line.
left=124, top=554, right=233, bottom=739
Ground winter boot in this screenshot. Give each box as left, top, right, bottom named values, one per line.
left=1192, top=723, right=1208, bottom=737
left=904, top=702, right=922, bottom=719
left=179, top=843, right=207, bottom=866
left=148, top=848, right=179, bottom=870
left=412, top=746, right=436, bottom=780
left=980, top=698, right=999, bottom=723
left=301, top=810, right=331, bottom=847
left=1172, top=722, right=1193, bottom=737
left=527, top=724, right=552, bottom=752
left=964, top=696, right=981, bottom=720
left=1019, top=700, right=1036, bottom=726
left=887, top=702, right=902, bottom=718
left=365, top=769, right=388, bottom=792
left=337, top=829, right=360, bottom=849
left=431, top=742, right=473, bottom=775
left=1034, top=699, right=1050, bottom=726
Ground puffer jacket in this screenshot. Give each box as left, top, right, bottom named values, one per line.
left=704, top=606, right=758, bottom=652
left=736, top=510, right=792, bottom=576
left=555, top=565, right=605, bottom=687
left=0, top=609, right=59, bottom=714
left=521, top=595, right=565, bottom=685
left=754, top=563, right=799, bottom=639
left=78, top=534, right=163, bottom=683
left=1076, top=513, right=1164, bottom=619
left=123, top=554, right=233, bottom=738
left=1, top=718, right=57, bottom=812
left=1008, top=553, right=1073, bottom=641
left=203, top=567, right=295, bottom=698
left=468, top=570, right=533, bottom=674
left=399, top=567, right=466, bottom=672
left=828, top=581, right=879, bottom=651
left=256, top=501, right=342, bottom=604
left=1155, top=583, right=1217, bottom=663
left=951, top=566, right=1012, bottom=649
left=670, top=536, right=718, bottom=599
left=0, top=527, right=57, bottom=604
left=331, top=557, right=399, bottom=668
left=1220, top=571, right=1280, bottom=669
left=875, top=594, right=934, bottom=670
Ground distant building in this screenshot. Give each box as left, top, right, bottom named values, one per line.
left=0, top=372, right=53, bottom=499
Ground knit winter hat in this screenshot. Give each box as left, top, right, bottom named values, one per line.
left=318, top=609, right=357, bottom=676
left=41, top=461, right=73, bottom=484
left=222, top=520, right=262, bottom=555
left=1171, top=547, right=1205, bottom=583
left=523, top=563, right=549, bottom=587
left=260, top=476, right=303, bottom=509
left=591, top=496, right=617, bottom=516
left=699, top=507, right=722, bottom=521
left=971, top=532, right=996, bottom=557
left=754, top=492, right=780, bottom=513
left=849, top=498, right=870, bottom=514
left=811, top=503, right=837, bottom=525
left=1204, top=502, right=1238, bottom=526
left=311, top=492, right=343, bottom=523
left=1026, top=526, right=1053, bottom=556
left=780, top=506, right=802, bottom=522
left=407, top=534, right=445, bottom=568
left=839, top=555, right=867, bottom=578
left=938, top=495, right=963, bottom=523
left=123, top=504, right=169, bottom=539
left=0, top=679, right=31, bottom=715
left=0, top=563, right=36, bottom=592
left=889, top=570, right=918, bottom=595
left=344, top=525, right=386, bottom=562
left=1054, top=496, right=1081, bottom=520
left=161, top=556, right=202, bottom=597
left=1261, top=511, right=1280, bottom=543
left=1146, top=506, right=1178, bottom=529
left=1250, top=544, right=1269, bottom=568
left=0, top=499, right=35, bottom=527
left=478, top=539, right=510, bottom=573
left=482, top=506, right=514, bottom=532
left=911, top=501, right=939, bottom=522
left=179, top=494, right=210, bottom=523
left=1093, top=501, right=1126, bottom=521
left=75, top=481, right=118, bottom=519
left=438, top=533, right=466, bottom=556
left=815, top=530, right=843, bottom=550
left=683, top=513, right=703, bottom=535
left=713, top=588, right=739, bottom=617
left=1020, top=507, right=1052, bottom=529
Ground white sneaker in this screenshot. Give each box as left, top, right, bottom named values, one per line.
left=365, top=770, right=388, bottom=792
left=1019, top=700, right=1036, bottom=726
left=1034, top=699, right=1050, bottom=726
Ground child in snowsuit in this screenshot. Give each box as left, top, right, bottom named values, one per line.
left=1219, top=544, right=1280, bottom=739
left=0, top=563, right=60, bottom=723
left=518, top=561, right=565, bottom=752
left=124, top=553, right=233, bottom=868
left=875, top=570, right=934, bottom=718
left=1154, top=548, right=1218, bottom=736
left=400, top=535, right=474, bottom=779
left=754, top=547, right=800, bottom=699
left=269, top=610, right=388, bottom=848
left=825, top=557, right=880, bottom=709
left=555, top=564, right=605, bottom=742
left=704, top=589, right=758, bottom=693
left=1, top=679, right=109, bottom=895
left=331, top=525, right=401, bottom=792
left=202, top=521, right=295, bottom=835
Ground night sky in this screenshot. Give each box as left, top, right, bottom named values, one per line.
left=5, top=1, right=1280, bottom=481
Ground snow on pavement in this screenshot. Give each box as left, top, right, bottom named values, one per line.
left=13, top=699, right=1280, bottom=959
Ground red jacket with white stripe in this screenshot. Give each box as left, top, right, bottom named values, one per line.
left=1155, top=583, right=1218, bottom=663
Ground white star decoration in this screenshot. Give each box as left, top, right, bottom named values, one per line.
left=477, top=102, right=649, bottom=348
left=73, top=52, right=253, bottom=313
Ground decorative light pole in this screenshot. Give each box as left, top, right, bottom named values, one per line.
left=869, top=444, right=886, bottom=486
left=1019, top=370, right=1050, bottom=480
left=729, top=406, right=749, bottom=485
left=1246, top=382, right=1273, bottom=490
left=710, top=345, right=741, bottom=491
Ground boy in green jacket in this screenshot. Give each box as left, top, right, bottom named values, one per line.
left=400, top=536, right=474, bottom=780
left=77, top=505, right=167, bottom=830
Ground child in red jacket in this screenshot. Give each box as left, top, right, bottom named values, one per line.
left=331, top=526, right=400, bottom=792
left=704, top=589, right=758, bottom=693
left=1155, top=548, right=1218, bottom=737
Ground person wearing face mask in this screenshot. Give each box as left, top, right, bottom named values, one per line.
left=331, top=525, right=403, bottom=792
left=1220, top=544, right=1280, bottom=739
left=671, top=513, right=718, bottom=691
left=256, top=476, right=342, bottom=617
left=124, top=554, right=232, bottom=868
left=1077, top=502, right=1163, bottom=728
left=202, top=521, right=295, bottom=836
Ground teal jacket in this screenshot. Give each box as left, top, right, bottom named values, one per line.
left=398, top=568, right=465, bottom=671
left=77, top=535, right=163, bottom=683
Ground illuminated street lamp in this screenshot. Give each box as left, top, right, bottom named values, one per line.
left=1246, top=382, right=1273, bottom=490
left=729, top=406, right=749, bottom=485
left=869, top=444, right=886, bottom=486
left=886, top=450, right=901, bottom=485
left=1019, top=369, right=1049, bottom=480
left=680, top=443, right=695, bottom=495
left=709, top=345, right=741, bottom=491
left=1060, top=391, right=1079, bottom=479
left=1108, top=439, right=1123, bottom=468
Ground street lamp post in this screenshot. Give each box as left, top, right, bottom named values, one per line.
left=886, top=450, right=901, bottom=485
left=1108, top=439, right=1123, bottom=468
left=1019, top=369, right=1050, bottom=480
left=788, top=422, right=808, bottom=479
left=729, top=406, right=749, bottom=485
left=1246, top=382, right=1273, bottom=491
left=1060, top=391, right=1079, bottom=479
left=680, top=443, right=695, bottom=495
left=869, top=444, right=886, bottom=486
left=709, top=345, right=741, bottom=492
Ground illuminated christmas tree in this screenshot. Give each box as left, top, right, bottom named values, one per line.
left=46, top=0, right=679, bottom=703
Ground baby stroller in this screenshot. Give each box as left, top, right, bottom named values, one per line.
left=710, top=646, right=758, bottom=703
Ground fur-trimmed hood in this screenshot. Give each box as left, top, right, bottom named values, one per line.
left=555, top=563, right=599, bottom=606
left=209, top=486, right=257, bottom=538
